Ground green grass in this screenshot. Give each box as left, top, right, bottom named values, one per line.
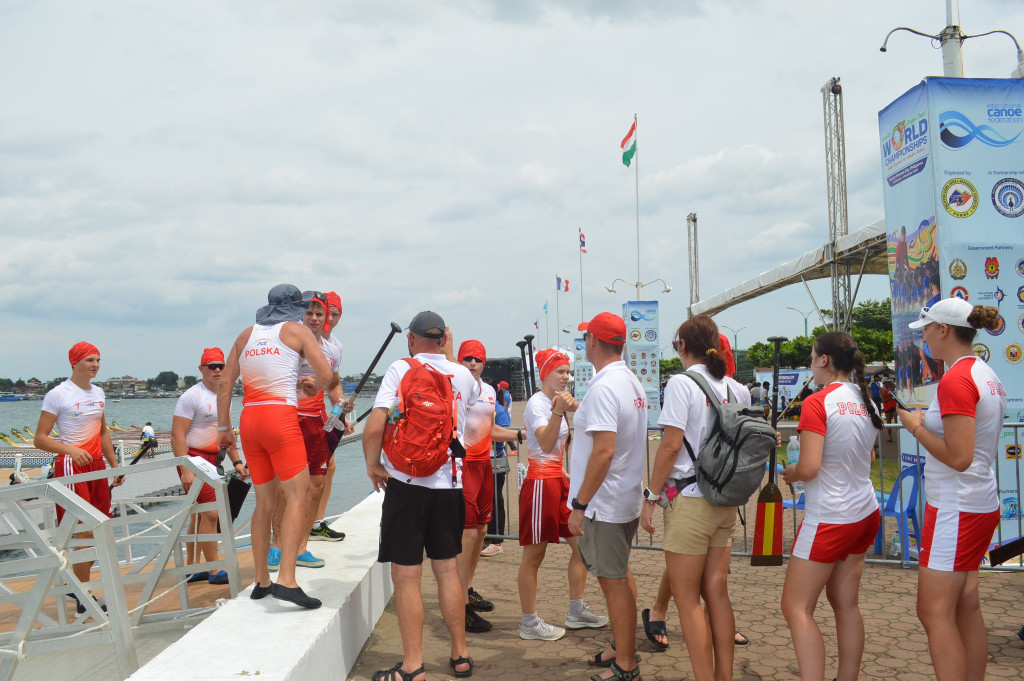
left=775, top=446, right=902, bottom=493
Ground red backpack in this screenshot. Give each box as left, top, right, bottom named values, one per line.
left=383, top=358, right=458, bottom=481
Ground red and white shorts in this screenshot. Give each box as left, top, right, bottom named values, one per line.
left=920, top=503, right=1000, bottom=572
left=792, top=509, right=880, bottom=563
left=54, top=455, right=112, bottom=523
left=179, top=448, right=218, bottom=504
left=518, top=474, right=571, bottom=546
left=462, top=459, right=493, bottom=528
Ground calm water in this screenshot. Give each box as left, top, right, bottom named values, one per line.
left=1, top=395, right=380, bottom=523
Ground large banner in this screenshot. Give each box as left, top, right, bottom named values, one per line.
left=879, top=78, right=1024, bottom=544
left=623, top=301, right=661, bottom=428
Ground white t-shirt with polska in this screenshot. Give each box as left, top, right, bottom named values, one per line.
left=373, top=353, right=479, bottom=489
left=568, top=360, right=647, bottom=523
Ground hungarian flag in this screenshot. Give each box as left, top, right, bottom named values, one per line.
left=579, top=228, right=587, bottom=253
left=621, top=119, right=637, bottom=167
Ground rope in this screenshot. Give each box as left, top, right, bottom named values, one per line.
left=0, top=640, right=25, bottom=660
left=114, top=503, right=194, bottom=544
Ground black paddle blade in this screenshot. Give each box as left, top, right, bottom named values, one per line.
left=988, top=536, right=1024, bottom=566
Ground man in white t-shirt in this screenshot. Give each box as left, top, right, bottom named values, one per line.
left=362, top=311, right=479, bottom=681
left=568, top=312, right=646, bottom=681
left=171, top=347, right=248, bottom=585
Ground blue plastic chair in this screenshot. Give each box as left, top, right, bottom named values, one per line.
left=873, top=464, right=923, bottom=558
left=782, top=491, right=805, bottom=510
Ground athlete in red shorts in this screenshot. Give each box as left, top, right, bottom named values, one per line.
left=172, top=347, right=248, bottom=585
left=781, top=332, right=884, bottom=681
left=218, top=284, right=332, bottom=609
left=454, top=340, right=522, bottom=633
left=35, top=342, right=124, bottom=614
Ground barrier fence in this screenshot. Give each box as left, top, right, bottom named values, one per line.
left=487, top=421, right=1024, bottom=572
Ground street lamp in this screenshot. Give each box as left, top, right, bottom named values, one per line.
left=604, top=278, right=672, bottom=300
left=787, top=307, right=814, bottom=337
left=720, top=324, right=746, bottom=350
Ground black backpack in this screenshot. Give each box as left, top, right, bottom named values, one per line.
left=678, top=371, right=777, bottom=507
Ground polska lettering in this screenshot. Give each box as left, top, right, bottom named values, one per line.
left=836, top=402, right=869, bottom=416
left=244, top=347, right=281, bottom=358
left=633, top=396, right=647, bottom=409
left=987, top=380, right=1007, bottom=397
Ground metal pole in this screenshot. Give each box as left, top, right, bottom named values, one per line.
left=633, top=114, right=642, bottom=301
left=515, top=341, right=529, bottom=400
left=524, top=335, right=538, bottom=395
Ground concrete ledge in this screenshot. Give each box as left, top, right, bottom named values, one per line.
left=128, top=491, right=391, bottom=681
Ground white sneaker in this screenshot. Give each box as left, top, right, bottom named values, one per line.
left=520, top=618, right=566, bottom=641
left=564, top=604, right=609, bottom=629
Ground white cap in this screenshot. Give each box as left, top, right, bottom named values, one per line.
left=908, top=297, right=974, bottom=329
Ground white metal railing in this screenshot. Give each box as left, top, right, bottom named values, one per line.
left=0, top=456, right=241, bottom=681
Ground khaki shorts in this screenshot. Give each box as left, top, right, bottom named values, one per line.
left=663, top=494, right=736, bottom=555
left=577, top=516, right=639, bottom=579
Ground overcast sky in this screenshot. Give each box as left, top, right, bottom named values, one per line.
left=2, top=0, right=1022, bottom=381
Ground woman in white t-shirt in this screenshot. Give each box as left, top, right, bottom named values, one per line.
left=517, top=348, right=608, bottom=644
left=779, top=331, right=883, bottom=681
left=897, top=299, right=1005, bottom=681
left=640, top=316, right=746, bottom=681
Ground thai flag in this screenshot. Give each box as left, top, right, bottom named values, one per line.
left=579, top=228, right=586, bottom=253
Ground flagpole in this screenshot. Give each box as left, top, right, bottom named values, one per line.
left=579, top=242, right=584, bottom=320
left=545, top=301, right=549, bottom=348
left=633, top=113, right=642, bottom=301
left=556, top=288, right=561, bottom=352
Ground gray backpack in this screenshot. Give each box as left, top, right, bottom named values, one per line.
left=679, top=371, right=777, bottom=507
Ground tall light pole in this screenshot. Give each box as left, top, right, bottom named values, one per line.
left=604, top=278, right=672, bottom=300
left=787, top=307, right=814, bottom=337
left=720, top=324, right=746, bottom=350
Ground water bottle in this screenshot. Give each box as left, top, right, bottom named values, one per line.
left=889, top=531, right=902, bottom=558
left=323, top=404, right=344, bottom=432
left=787, top=436, right=804, bottom=495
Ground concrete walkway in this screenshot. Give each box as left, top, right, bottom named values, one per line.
left=347, top=401, right=1024, bottom=681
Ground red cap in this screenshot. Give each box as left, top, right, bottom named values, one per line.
left=457, top=340, right=487, bottom=363
left=718, top=333, right=736, bottom=378
left=200, top=347, right=225, bottom=366
left=579, top=312, right=627, bottom=345
left=536, top=348, right=570, bottom=381
left=69, top=342, right=100, bottom=367
left=498, top=381, right=509, bottom=390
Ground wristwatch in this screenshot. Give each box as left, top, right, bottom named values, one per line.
left=516, top=429, right=524, bottom=444
left=570, top=497, right=588, bottom=511
left=643, top=487, right=660, bottom=503
left=216, top=425, right=231, bottom=432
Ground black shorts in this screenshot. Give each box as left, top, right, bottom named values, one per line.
left=378, top=478, right=465, bottom=566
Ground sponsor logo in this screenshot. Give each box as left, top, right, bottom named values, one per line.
left=951, top=286, right=969, bottom=300
left=575, top=342, right=584, bottom=351
left=629, top=329, right=642, bottom=342
left=1017, top=257, right=1024, bottom=277
left=988, top=104, right=1024, bottom=123
left=995, top=287, right=1005, bottom=307
left=1017, top=284, right=1024, bottom=303
left=641, top=368, right=647, bottom=375
left=992, top=177, right=1024, bottom=218
left=949, top=258, right=967, bottom=280
left=1018, top=314, right=1024, bottom=334
left=1005, top=343, right=1024, bottom=364
left=575, top=354, right=582, bottom=362
left=942, top=178, right=979, bottom=218
left=939, top=109, right=1022, bottom=149
left=645, top=329, right=657, bottom=342
left=1003, top=496, right=1020, bottom=519
left=987, top=315, right=1006, bottom=336
left=631, top=360, right=637, bottom=366
left=985, top=257, right=999, bottom=279
left=973, top=343, right=990, bottom=361
left=641, top=352, right=647, bottom=359
left=1007, top=445, right=1022, bottom=460
left=629, top=309, right=657, bottom=321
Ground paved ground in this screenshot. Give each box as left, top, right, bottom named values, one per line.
left=347, top=402, right=1024, bottom=681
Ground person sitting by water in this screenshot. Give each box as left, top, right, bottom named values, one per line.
left=172, top=347, right=248, bottom=586
left=217, top=284, right=332, bottom=609
left=34, top=342, right=124, bottom=615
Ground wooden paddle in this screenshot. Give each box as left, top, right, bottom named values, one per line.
left=751, top=335, right=787, bottom=567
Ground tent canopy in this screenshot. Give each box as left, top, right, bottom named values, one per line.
left=689, top=220, right=888, bottom=318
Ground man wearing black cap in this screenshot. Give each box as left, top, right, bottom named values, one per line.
left=363, top=311, right=479, bottom=681
left=567, top=311, right=647, bottom=680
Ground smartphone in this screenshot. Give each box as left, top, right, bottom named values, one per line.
left=891, top=393, right=909, bottom=411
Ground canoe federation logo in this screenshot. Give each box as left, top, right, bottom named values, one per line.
left=943, top=178, right=979, bottom=218
left=938, top=109, right=1022, bottom=149
left=951, top=286, right=969, bottom=300
left=973, top=343, right=990, bottom=361
left=992, top=178, right=1024, bottom=218
left=949, top=258, right=967, bottom=280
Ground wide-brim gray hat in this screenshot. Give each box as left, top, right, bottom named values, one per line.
left=255, top=284, right=313, bottom=325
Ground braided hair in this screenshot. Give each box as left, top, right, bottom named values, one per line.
left=813, top=331, right=883, bottom=431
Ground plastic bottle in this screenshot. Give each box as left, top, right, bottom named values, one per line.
left=323, top=404, right=345, bottom=432
left=787, top=436, right=804, bottom=495
left=889, top=532, right=902, bottom=558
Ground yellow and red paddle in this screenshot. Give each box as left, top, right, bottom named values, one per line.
left=751, top=335, right=787, bottom=567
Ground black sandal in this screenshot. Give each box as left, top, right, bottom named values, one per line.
left=449, top=655, right=473, bottom=678
left=590, top=661, right=641, bottom=681
left=641, top=608, right=669, bottom=651
left=371, top=662, right=425, bottom=681
left=587, top=643, right=641, bottom=668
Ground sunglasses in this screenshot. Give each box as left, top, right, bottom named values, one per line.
left=583, top=332, right=590, bottom=341
left=205, top=364, right=225, bottom=371
left=671, top=339, right=680, bottom=350
left=462, top=356, right=484, bottom=364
